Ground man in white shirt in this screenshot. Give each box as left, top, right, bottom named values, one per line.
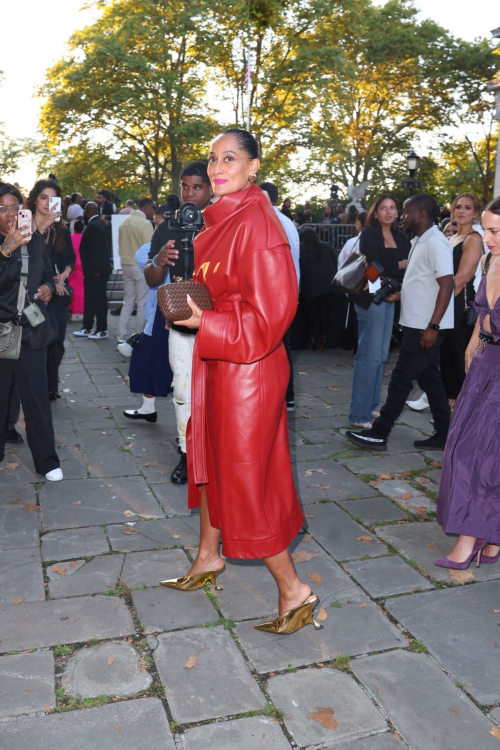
left=260, top=182, right=300, bottom=410
left=347, top=195, right=454, bottom=451
left=67, top=193, right=84, bottom=231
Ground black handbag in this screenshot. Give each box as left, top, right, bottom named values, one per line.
left=463, top=284, right=477, bottom=329
left=332, top=251, right=367, bottom=295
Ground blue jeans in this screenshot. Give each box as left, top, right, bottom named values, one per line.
left=349, top=302, right=394, bottom=423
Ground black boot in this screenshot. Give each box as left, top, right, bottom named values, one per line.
left=5, top=429, right=24, bottom=444
left=171, top=452, right=188, bottom=484
left=414, top=432, right=447, bottom=450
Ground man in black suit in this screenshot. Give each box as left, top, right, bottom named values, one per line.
left=96, top=189, right=115, bottom=216
left=73, top=202, right=112, bottom=339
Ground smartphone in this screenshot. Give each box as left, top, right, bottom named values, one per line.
left=17, top=209, right=32, bottom=230
left=49, top=196, right=62, bottom=221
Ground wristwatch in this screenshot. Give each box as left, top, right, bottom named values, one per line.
left=428, top=322, right=440, bottom=331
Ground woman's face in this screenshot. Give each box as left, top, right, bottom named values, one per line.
left=36, top=186, right=57, bottom=215
left=375, top=199, right=398, bottom=226
left=0, top=193, right=21, bottom=236
left=453, top=197, right=478, bottom=225
left=482, top=211, right=500, bottom=253
left=284, top=199, right=291, bottom=208
left=324, top=205, right=332, bottom=215
left=444, top=223, right=457, bottom=238
left=208, top=134, right=260, bottom=196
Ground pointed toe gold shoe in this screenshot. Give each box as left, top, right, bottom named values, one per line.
left=160, top=564, right=225, bottom=591
left=254, top=594, right=323, bottom=634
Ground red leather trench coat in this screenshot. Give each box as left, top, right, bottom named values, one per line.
left=186, top=185, right=304, bottom=559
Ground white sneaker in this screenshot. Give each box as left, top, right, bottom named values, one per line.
left=371, top=411, right=380, bottom=418
left=73, top=328, right=94, bottom=337
left=45, top=468, right=63, bottom=481
left=351, top=421, right=373, bottom=429
left=406, top=393, right=429, bottom=411
left=88, top=330, right=109, bottom=340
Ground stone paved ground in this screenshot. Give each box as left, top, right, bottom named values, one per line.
left=1, top=318, right=500, bottom=750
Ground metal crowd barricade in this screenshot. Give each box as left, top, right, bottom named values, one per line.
left=303, top=223, right=356, bottom=256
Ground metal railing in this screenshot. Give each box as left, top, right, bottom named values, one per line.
left=300, top=223, right=356, bottom=254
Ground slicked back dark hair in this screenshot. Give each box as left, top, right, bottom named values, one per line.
left=0, top=182, right=23, bottom=205
left=180, top=161, right=210, bottom=185
left=484, top=197, right=500, bottom=216
left=221, top=128, right=259, bottom=159
left=367, top=194, right=399, bottom=233
left=406, top=194, right=438, bottom=220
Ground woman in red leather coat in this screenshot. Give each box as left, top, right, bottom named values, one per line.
left=161, top=130, right=322, bottom=634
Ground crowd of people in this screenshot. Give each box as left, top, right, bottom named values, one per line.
left=1, top=128, right=500, bottom=627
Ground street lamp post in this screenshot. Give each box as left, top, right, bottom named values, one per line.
left=329, top=184, right=339, bottom=214
left=401, top=150, right=421, bottom=196
left=488, top=27, right=500, bottom=198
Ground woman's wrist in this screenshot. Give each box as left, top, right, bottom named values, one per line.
left=0, top=248, right=12, bottom=258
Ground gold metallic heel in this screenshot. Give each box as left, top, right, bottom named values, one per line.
left=160, top=564, right=225, bottom=591
left=254, top=594, right=323, bottom=634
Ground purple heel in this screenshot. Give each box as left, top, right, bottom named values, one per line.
left=434, top=539, right=486, bottom=570
left=481, top=547, right=500, bottom=565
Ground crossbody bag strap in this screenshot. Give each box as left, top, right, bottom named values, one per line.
left=15, top=244, right=29, bottom=321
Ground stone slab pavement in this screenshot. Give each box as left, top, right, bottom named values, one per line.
left=0, top=324, right=499, bottom=747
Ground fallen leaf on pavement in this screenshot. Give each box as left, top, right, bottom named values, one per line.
left=171, top=534, right=181, bottom=539
left=115, top=725, right=121, bottom=731
left=304, top=513, right=314, bottom=518
left=185, top=656, right=197, bottom=669
left=416, top=477, right=427, bottom=485
left=495, top=643, right=499, bottom=648
left=7, top=498, right=22, bottom=504
left=121, top=527, right=137, bottom=535
left=359, top=602, right=367, bottom=608
left=303, top=534, right=312, bottom=543
left=291, top=551, right=318, bottom=563
left=378, top=473, right=393, bottom=480
left=494, top=610, right=500, bottom=613
left=124, top=510, right=135, bottom=517
left=52, top=564, right=67, bottom=577
left=12, top=597, right=24, bottom=604
left=489, top=727, right=500, bottom=739
left=26, top=688, right=34, bottom=692
left=449, top=708, right=459, bottom=717
left=70, top=501, right=81, bottom=505
left=308, top=706, right=338, bottom=730
left=144, top=461, right=158, bottom=467
left=5, top=462, right=19, bottom=470
left=317, top=607, right=328, bottom=621
left=138, top=513, right=154, bottom=519
left=449, top=568, right=475, bottom=585
left=426, top=544, right=435, bottom=549
left=400, top=492, right=413, bottom=500
left=357, top=536, right=374, bottom=544
left=70, top=561, right=79, bottom=568
left=107, top=658, right=115, bottom=666
left=328, top=386, right=339, bottom=391
left=22, top=504, right=39, bottom=513
left=158, top=470, right=167, bottom=475
left=430, top=461, right=442, bottom=468
left=306, top=573, right=322, bottom=586
left=415, top=506, right=428, bottom=513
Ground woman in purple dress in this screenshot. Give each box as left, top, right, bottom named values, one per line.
left=436, top=197, right=500, bottom=569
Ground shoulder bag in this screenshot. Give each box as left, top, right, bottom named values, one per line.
left=0, top=244, right=29, bottom=360
left=332, top=251, right=367, bottom=296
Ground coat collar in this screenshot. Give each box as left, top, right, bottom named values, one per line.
left=202, top=185, right=263, bottom=229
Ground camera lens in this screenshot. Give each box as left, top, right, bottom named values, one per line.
left=179, top=203, right=198, bottom=223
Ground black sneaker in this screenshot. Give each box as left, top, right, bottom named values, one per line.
left=414, top=432, right=447, bottom=450
left=5, top=429, right=24, bottom=444
left=171, top=452, right=188, bottom=484
left=286, top=400, right=295, bottom=411
left=346, top=428, right=388, bottom=451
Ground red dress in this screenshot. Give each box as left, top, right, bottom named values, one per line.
left=186, top=185, right=304, bottom=559
left=70, top=233, right=84, bottom=315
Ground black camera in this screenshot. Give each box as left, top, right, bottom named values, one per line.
left=372, top=277, right=401, bottom=305
left=165, top=202, right=204, bottom=232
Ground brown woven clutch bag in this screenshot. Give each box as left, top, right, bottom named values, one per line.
left=157, top=280, right=213, bottom=323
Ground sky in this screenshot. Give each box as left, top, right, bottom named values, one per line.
left=0, top=0, right=498, bottom=186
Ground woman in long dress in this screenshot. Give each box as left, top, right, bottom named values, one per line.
left=160, top=130, right=321, bottom=634
left=436, top=197, right=500, bottom=568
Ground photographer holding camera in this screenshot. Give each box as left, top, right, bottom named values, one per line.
left=144, top=162, right=213, bottom=484
left=348, top=195, right=409, bottom=427
left=347, top=194, right=454, bottom=451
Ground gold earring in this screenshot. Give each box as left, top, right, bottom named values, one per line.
left=249, top=174, right=257, bottom=184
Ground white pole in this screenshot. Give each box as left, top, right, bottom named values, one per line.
left=246, top=44, right=251, bottom=132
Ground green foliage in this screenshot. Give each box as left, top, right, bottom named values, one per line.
left=332, top=654, right=350, bottom=671
left=53, top=645, right=74, bottom=657
left=408, top=639, right=428, bottom=653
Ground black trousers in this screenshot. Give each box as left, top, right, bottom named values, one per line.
left=283, top=330, right=294, bottom=403
left=373, top=327, right=450, bottom=438
left=7, top=384, right=20, bottom=431
left=0, top=345, right=59, bottom=474
left=47, top=297, right=69, bottom=393
left=83, top=274, right=109, bottom=333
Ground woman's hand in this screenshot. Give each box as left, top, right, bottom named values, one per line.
left=385, top=292, right=401, bottom=302
left=35, top=205, right=62, bottom=235
left=173, top=294, right=203, bottom=329
left=55, top=273, right=69, bottom=296
left=36, top=285, right=52, bottom=303
left=398, top=259, right=407, bottom=270
left=1, top=222, right=32, bottom=255
left=465, top=346, right=476, bottom=373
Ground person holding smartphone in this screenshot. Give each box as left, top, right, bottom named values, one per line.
left=0, top=182, right=62, bottom=481
left=28, top=179, right=75, bottom=399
